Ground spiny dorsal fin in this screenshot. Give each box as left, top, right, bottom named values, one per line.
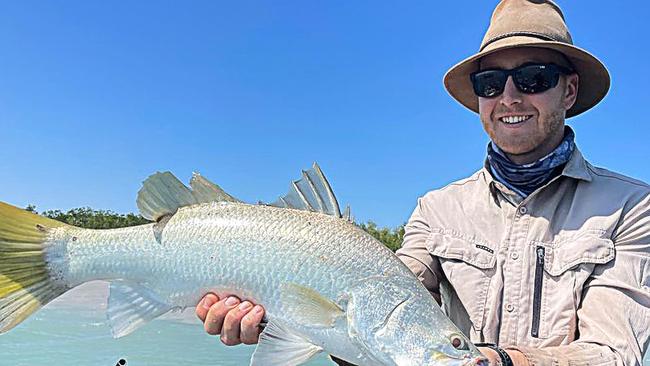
left=269, top=163, right=346, bottom=218
left=190, top=173, right=240, bottom=203
left=137, top=171, right=240, bottom=221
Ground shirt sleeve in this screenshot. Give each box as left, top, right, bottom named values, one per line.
left=510, top=191, right=650, bottom=366
left=395, top=197, right=443, bottom=305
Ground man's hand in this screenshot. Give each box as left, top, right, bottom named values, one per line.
left=195, top=293, right=265, bottom=345
left=477, top=347, right=530, bottom=366
left=194, top=296, right=533, bottom=365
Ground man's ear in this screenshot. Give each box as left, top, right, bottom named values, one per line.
left=563, top=73, right=579, bottom=110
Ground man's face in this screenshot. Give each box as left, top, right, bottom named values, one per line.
left=477, top=47, right=579, bottom=164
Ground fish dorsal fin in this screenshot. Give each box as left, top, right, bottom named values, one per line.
left=137, top=172, right=198, bottom=221
left=137, top=171, right=241, bottom=221
left=270, top=163, right=344, bottom=218
left=107, top=282, right=174, bottom=338
left=250, top=320, right=322, bottom=366
left=190, top=172, right=240, bottom=203
left=342, top=205, right=353, bottom=223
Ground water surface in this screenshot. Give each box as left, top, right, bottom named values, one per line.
left=2, top=282, right=647, bottom=365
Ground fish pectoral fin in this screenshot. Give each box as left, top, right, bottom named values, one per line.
left=137, top=172, right=198, bottom=221
left=250, top=320, right=322, bottom=366
left=107, top=282, right=174, bottom=338
left=280, top=283, right=344, bottom=328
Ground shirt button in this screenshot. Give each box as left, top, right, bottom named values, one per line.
left=518, top=206, right=528, bottom=215
left=506, top=304, right=515, bottom=312
left=510, top=252, right=519, bottom=260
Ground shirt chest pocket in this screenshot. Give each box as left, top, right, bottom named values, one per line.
left=531, top=232, right=614, bottom=339
left=425, top=230, right=496, bottom=333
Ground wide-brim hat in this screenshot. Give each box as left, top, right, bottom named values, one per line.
left=443, top=0, right=610, bottom=118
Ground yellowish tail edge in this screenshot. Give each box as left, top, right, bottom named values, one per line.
left=0, top=201, right=71, bottom=333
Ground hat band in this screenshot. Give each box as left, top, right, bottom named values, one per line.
left=480, top=31, right=569, bottom=51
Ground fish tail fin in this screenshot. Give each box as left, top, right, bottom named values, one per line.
left=0, top=201, right=71, bottom=333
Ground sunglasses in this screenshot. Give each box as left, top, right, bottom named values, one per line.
left=470, top=63, right=574, bottom=98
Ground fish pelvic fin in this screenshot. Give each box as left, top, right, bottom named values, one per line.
left=268, top=163, right=353, bottom=222
left=251, top=320, right=322, bottom=366
left=0, top=202, right=71, bottom=333
left=137, top=171, right=241, bottom=222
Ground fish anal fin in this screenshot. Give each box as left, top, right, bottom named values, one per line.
left=107, top=282, right=174, bottom=338
left=250, top=320, right=322, bottom=366
left=280, top=282, right=344, bottom=328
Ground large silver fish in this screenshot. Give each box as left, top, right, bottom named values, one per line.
left=0, top=164, right=486, bottom=366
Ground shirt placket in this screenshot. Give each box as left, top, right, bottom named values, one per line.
left=493, top=182, right=531, bottom=346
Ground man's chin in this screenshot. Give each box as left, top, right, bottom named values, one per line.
left=493, top=141, right=535, bottom=156
left=492, top=142, right=541, bottom=163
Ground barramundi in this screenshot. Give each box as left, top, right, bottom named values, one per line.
left=0, top=164, right=486, bottom=365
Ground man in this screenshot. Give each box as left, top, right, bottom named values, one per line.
left=196, top=1, right=650, bottom=365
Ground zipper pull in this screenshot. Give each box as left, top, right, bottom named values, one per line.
left=536, top=247, right=545, bottom=264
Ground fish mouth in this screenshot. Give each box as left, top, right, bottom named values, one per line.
left=430, top=352, right=488, bottom=366
left=448, top=354, right=488, bottom=366
left=467, top=356, right=490, bottom=366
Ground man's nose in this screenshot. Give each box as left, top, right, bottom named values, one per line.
left=499, top=76, right=522, bottom=107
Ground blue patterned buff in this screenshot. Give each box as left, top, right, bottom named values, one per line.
left=487, top=127, right=576, bottom=197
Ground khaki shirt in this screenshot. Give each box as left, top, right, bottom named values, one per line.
left=396, top=148, right=650, bottom=366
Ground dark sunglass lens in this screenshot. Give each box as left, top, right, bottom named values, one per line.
left=472, top=70, right=506, bottom=97
left=514, top=65, right=559, bottom=93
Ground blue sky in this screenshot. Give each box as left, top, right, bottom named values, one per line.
left=1, top=1, right=648, bottom=227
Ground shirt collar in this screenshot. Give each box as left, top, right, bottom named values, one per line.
left=560, top=147, right=592, bottom=182
left=482, top=146, right=592, bottom=202
left=483, top=146, right=592, bottom=183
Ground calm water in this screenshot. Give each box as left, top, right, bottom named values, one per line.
left=1, top=281, right=647, bottom=366
left=0, top=306, right=335, bottom=366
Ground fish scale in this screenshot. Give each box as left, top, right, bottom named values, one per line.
left=0, top=165, right=487, bottom=366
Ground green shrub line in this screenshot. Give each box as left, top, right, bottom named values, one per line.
left=26, top=205, right=150, bottom=230
left=26, top=205, right=405, bottom=252
left=358, top=221, right=405, bottom=252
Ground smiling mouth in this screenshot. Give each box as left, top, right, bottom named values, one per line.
left=499, top=115, right=533, bottom=124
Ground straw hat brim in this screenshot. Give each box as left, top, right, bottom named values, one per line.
left=443, top=35, right=610, bottom=118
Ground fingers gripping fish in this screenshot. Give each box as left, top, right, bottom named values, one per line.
left=0, top=163, right=486, bottom=366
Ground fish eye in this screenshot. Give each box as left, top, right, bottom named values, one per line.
left=449, top=333, right=468, bottom=350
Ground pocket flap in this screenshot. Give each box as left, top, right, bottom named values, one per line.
left=536, top=233, right=615, bottom=276
left=426, top=230, right=496, bottom=269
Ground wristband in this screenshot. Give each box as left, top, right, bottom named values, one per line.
left=475, top=343, right=514, bottom=366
